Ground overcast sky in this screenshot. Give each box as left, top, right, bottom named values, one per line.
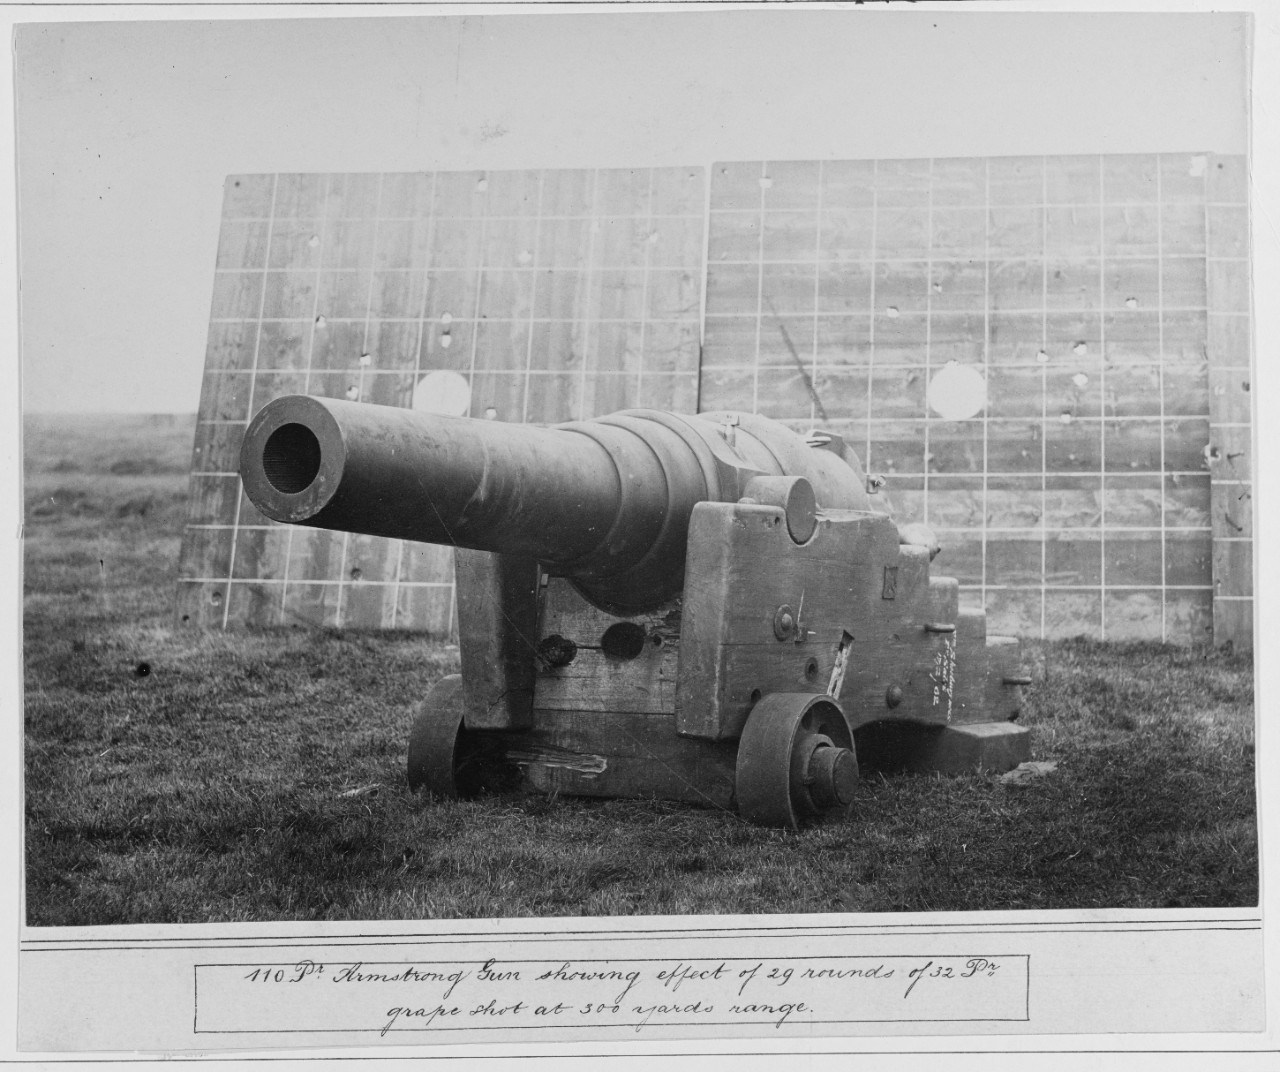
left=13, top=8, right=1251, bottom=414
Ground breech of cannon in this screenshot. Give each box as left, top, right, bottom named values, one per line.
left=239, top=395, right=874, bottom=612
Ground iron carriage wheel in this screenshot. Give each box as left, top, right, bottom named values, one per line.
left=734, top=692, right=859, bottom=828
left=407, top=674, right=511, bottom=797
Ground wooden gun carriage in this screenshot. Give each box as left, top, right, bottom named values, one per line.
left=240, top=397, right=1030, bottom=827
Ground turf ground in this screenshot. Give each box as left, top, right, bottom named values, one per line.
left=22, top=413, right=1258, bottom=924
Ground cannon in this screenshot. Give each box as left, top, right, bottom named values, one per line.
left=240, top=396, right=1031, bottom=827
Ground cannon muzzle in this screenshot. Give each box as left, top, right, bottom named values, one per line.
left=240, top=396, right=874, bottom=611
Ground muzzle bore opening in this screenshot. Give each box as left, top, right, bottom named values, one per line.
left=261, top=422, right=323, bottom=494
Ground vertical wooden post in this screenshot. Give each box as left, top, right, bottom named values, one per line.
left=1205, top=155, right=1253, bottom=650
left=455, top=550, right=541, bottom=729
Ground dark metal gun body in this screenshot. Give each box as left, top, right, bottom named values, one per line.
left=240, top=395, right=874, bottom=612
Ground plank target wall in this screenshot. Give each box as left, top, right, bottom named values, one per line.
left=700, top=154, right=1251, bottom=647
left=1204, top=156, right=1253, bottom=649
left=177, top=168, right=705, bottom=632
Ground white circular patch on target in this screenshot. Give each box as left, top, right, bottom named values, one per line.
left=927, top=362, right=987, bottom=421
left=412, top=370, right=472, bottom=417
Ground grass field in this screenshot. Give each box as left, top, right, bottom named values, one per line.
left=23, top=414, right=1258, bottom=924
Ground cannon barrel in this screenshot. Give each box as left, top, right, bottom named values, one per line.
left=240, top=395, right=875, bottom=611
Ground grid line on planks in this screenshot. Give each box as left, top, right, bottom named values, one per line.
left=177, top=167, right=706, bottom=632
left=701, top=153, right=1234, bottom=643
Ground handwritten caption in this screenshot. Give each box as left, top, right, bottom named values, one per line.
left=195, top=954, right=1028, bottom=1036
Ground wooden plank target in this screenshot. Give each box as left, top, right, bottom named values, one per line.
left=701, top=153, right=1245, bottom=645
left=177, top=167, right=706, bottom=631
